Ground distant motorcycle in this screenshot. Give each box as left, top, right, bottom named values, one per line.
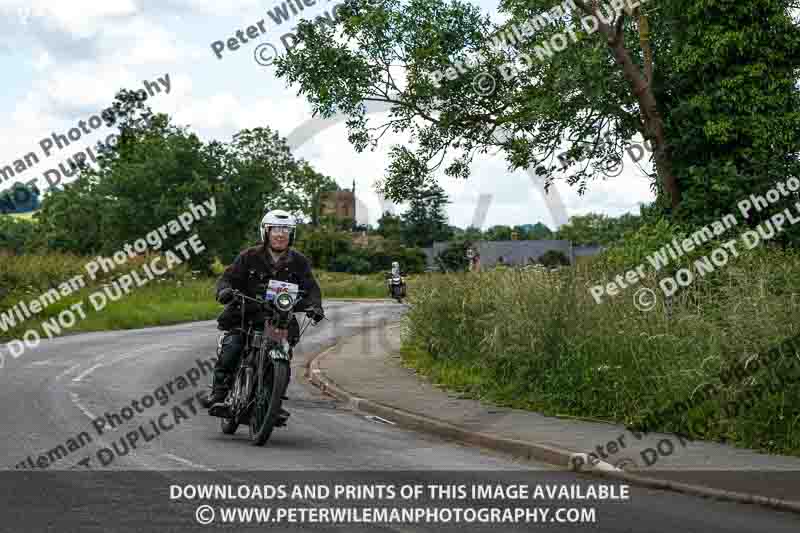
left=386, top=272, right=406, bottom=302
left=214, top=282, right=318, bottom=445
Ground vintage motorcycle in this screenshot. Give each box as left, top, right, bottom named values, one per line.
left=386, top=273, right=406, bottom=303
left=212, top=281, right=318, bottom=445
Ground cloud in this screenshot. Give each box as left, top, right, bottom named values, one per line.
left=0, top=0, right=654, bottom=226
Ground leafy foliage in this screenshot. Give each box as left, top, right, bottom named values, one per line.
left=274, top=0, right=800, bottom=231
left=556, top=213, right=644, bottom=245
left=28, top=90, right=336, bottom=271
left=295, top=223, right=427, bottom=273
left=0, top=216, right=36, bottom=254
left=659, top=0, right=800, bottom=226
left=401, top=181, right=453, bottom=247
left=435, top=239, right=471, bottom=272
left=537, top=249, right=569, bottom=267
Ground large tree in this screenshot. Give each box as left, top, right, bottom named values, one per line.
left=401, top=181, right=452, bottom=247
left=524, top=222, right=554, bottom=240
left=32, top=90, right=337, bottom=268
left=274, top=0, right=800, bottom=224
left=485, top=224, right=513, bottom=241
left=376, top=211, right=405, bottom=241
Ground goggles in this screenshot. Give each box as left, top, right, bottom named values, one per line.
left=268, top=226, right=292, bottom=235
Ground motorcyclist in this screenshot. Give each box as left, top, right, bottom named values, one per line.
left=385, top=261, right=407, bottom=298
left=201, top=209, right=325, bottom=420
left=466, top=246, right=481, bottom=273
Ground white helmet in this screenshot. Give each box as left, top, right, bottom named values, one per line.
left=261, top=209, right=296, bottom=246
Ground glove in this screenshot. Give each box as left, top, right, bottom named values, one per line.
left=307, top=307, right=325, bottom=324
left=217, top=287, right=234, bottom=305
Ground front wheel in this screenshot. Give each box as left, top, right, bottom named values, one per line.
left=250, top=356, right=290, bottom=446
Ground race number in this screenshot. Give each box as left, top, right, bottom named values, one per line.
left=265, top=279, right=299, bottom=302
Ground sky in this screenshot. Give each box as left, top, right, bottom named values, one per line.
left=0, top=0, right=654, bottom=231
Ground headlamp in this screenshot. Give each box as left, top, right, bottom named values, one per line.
left=275, top=292, right=293, bottom=311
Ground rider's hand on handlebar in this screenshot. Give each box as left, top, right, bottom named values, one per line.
left=307, top=307, right=325, bottom=324
left=217, top=287, right=235, bottom=305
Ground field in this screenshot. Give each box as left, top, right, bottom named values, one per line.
left=0, top=252, right=402, bottom=343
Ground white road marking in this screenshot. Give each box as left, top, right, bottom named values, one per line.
left=365, top=415, right=396, bottom=426
left=27, top=359, right=56, bottom=367
left=162, top=453, right=215, bottom=471
left=72, top=363, right=103, bottom=383
left=56, top=362, right=84, bottom=382
left=69, top=392, right=98, bottom=420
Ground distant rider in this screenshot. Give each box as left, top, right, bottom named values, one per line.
left=385, top=261, right=407, bottom=297
left=200, top=209, right=325, bottom=421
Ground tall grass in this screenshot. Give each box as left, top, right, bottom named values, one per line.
left=402, top=245, right=800, bottom=455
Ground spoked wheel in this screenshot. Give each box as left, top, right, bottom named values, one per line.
left=249, top=349, right=290, bottom=446
left=220, top=368, right=247, bottom=435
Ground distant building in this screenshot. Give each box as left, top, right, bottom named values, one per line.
left=320, top=180, right=356, bottom=221
left=423, top=239, right=604, bottom=270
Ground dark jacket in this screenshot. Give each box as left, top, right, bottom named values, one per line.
left=215, top=244, right=322, bottom=331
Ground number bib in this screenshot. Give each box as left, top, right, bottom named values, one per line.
left=265, top=279, right=299, bottom=303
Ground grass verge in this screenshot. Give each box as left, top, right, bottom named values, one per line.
left=1, top=254, right=414, bottom=344
left=401, top=245, right=800, bottom=456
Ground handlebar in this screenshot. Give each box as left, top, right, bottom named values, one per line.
left=230, top=289, right=318, bottom=314
left=231, top=289, right=266, bottom=306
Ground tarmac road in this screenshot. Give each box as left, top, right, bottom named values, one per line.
left=0, top=301, right=797, bottom=532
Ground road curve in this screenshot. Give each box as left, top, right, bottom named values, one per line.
left=0, top=302, right=797, bottom=532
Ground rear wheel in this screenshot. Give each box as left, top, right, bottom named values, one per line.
left=250, top=350, right=290, bottom=446
left=219, top=370, right=245, bottom=435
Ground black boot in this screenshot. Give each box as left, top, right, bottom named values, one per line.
left=275, top=408, right=290, bottom=427
left=200, top=388, right=228, bottom=409
left=208, top=400, right=233, bottom=418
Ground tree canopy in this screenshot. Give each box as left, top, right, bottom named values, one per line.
left=28, top=90, right=339, bottom=270
left=274, top=0, right=800, bottom=227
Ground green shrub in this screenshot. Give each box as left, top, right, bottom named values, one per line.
left=436, top=240, right=470, bottom=272
left=0, top=216, right=37, bottom=253
left=538, top=250, right=570, bottom=267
